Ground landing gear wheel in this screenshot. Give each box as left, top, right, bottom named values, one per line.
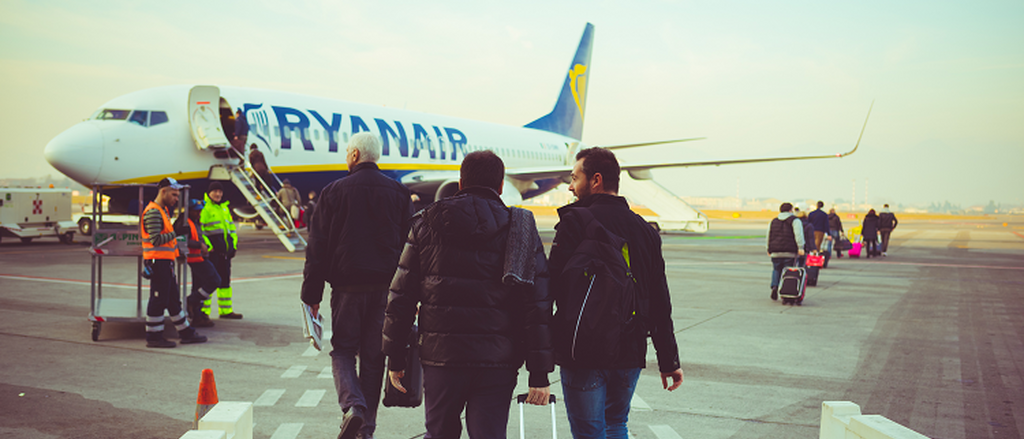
left=91, top=321, right=101, bottom=341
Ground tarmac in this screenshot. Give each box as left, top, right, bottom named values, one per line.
left=1, top=214, right=1023, bottom=439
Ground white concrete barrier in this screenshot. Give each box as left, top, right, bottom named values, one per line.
left=180, top=431, right=226, bottom=439
left=197, top=402, right=253, bottom=439
left=820, top=401, right=930, bottom=439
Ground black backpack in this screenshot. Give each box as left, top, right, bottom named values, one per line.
left=554, top=207, right=645, bottom=365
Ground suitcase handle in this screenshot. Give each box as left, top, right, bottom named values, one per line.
left=516, top=393, right=557, bottom=404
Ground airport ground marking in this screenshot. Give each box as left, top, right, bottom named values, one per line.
left=1013, top=231, right=1024, bottom=240
left=262, top=255, right=305, bottom=261
left=254, top=389, right=286, bottom=406
left=631, top=393, right=652, bottom=411
left=649, top=425, right=683, bottom=439
left=0, top=273, right=136, bottom=289
left=269, top=423, right=304, bottom=439
left=301, top=346, right=320, bottom=357
left=318, top=366, right=332, bottom=379
left=295, top=389, right=327, bottom=407
left=281, top=365, right=307, bottom=378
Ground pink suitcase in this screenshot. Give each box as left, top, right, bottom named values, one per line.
left=849, top=242, right=862, bottom=258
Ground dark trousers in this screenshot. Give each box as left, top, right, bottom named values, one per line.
left=331, top=286, right=388, bottom=436
left=423, top=365, right=518, bottom=439
left=880, top=229, right=892, bottom=252
left=146, top=260, right=187, bottom=336
left=188, top=259, right=221, bottom=305
left=864, top=236, right=878, bottom=256
left=208, top=252, right=231, bottom=288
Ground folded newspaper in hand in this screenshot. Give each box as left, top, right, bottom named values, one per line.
left=301, top=303, right=324, bottom=351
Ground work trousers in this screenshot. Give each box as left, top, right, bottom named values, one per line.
left=880, top=229, right=893, bottom=253
left=422, top=366, right=518, bottom=439
left=188, top=259, right=221, bottom=307
left=146, top=260, right=188, bottom=336
left=331, top=286, right=388, bottom=438
left=204, top=252, right=234, bottom=315
left=560, top=367, right=642, bottom=439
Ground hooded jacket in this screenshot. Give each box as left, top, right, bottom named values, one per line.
left=201, top=193, right=237, bottom=254
left=382, top=186, right=554, bottom=387
left=862, top=211, right=880, bottom=238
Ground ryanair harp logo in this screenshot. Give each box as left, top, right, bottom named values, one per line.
left=569, top=63, right=588, bottom=120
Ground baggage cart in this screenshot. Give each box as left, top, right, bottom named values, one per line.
left=88, top=184, right=191, bottom=341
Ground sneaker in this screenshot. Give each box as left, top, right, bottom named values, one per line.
left=339, top=406, right=365, bottom=439
left=882, top=252, right=887, bottom=257
left=179, top=328, right=208, bottom=344
left=771, top=287, right=778, bottom=301
left=220, top=312, right=244, bottom=320
left=146, top=337, right=176, bottom=348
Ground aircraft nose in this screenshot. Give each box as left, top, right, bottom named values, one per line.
left=44, top=123, right=104, bottom=184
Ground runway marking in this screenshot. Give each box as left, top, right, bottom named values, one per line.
left=318, top=366, right=332, bottom=379
left=1013, top=231, right=1024, bottom=240
left=631, top=394, right=652, bottom=411
left=872, top=261, right=1024, bottom=270
left=233, top=273, right=302, bottom=283
left=254, top=389, right=286, bottom=406
left=301, top=346, right=320, bottom=357
left=270, top=422, right=304, bottom=439
left=0, top=247, right=83, bottom=256
left=295, top=389, right=326, bottom=407
left=664, top=261, right=766, bottom=266
left=649, top=425, right=683, bottom=439
left=0, top=273, right=136, bottom=289
left=262, top=255, right=305, bottom=261
left=281, top=365, right=307, bottom=378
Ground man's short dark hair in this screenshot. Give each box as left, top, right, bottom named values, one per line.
left=780, top=202, right=793, bottom=213
left=461, top=150, right=504, bottom=192
left=575, top=147, right=620, bottom=193
left=817, top=200, right=824, bottom=208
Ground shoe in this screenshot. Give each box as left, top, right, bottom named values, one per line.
left=192, top=312, right=215, bottom=328
left=220, top=312, right=244, bottom=320
left=146, top=337, right=176, bottom=348
left=338, top=406, right=365, bottom=439
left=179, top=328, right=208, bottom=344
left=882, top=252, right=887, bottom=257
left=771, top=287, right=778, bottom=301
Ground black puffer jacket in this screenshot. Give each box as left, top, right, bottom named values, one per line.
left=301, top=162, right=412, bottom=304
left=382, top=187, right=554, bottom=387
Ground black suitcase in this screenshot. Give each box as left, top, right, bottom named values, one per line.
left=779, top=263, right=805, bottom=305
left=806, top=265, right=819, bottom=287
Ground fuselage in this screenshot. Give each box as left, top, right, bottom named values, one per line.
left=45, top=85, right=572, bottom=210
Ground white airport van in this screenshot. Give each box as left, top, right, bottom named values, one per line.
left=0, top=187, right=78, bottom=244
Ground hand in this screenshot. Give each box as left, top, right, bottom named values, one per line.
left=661, top=368, right=684, bottom=391
left=389, top=370, right=407, bottom=393
left=309, top=304, right=320, bottom=319
left=798, top=249, right=806, bottom=256
left=526, top=386, right=550, bottom=405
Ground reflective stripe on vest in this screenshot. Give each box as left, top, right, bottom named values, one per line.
left=141, top=201, right=179, bottom=260
left=187, top=218, right=203, bottom=263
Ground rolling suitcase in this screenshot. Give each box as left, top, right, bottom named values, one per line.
left=848, top=242, right=862, bottom=258
left=517, top=393, right=558, bottom=439
left=778, top=261, right=805, bottom=305
left=805, top=254, right=823, bottom=287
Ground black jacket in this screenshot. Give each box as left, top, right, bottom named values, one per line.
left=382, top=187, right=554, bottom=387
left=862, top=212, right=880, bottom=238
left=828, top=212, right=844, bottom=234
left=301, top=162, right=412, bottom=304
left=549, top=194, right=681, bottom=373
left=802, top=220, right=816, bottom=253
left=878, top=212, right=898, bottom=230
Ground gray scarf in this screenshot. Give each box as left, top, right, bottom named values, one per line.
left=502, top=207, right=537, bottom=286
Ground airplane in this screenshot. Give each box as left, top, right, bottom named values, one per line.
left=44, top=23, right=871, bottom=251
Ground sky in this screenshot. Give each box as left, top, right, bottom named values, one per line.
left=1, top=0, right=1021, bottom=207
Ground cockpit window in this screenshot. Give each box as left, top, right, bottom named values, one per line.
left=129, top=111, right=148, bottom=126
left=149, top=111, right=169, bottom=126
left=96, top=109, right=130, bottom=120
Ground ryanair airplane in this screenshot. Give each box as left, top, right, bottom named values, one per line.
left=44, top=23, right=870, bottom=249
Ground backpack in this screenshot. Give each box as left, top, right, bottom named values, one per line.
left=554, top=207, right=646, bottom=365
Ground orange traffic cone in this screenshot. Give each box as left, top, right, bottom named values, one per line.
left=194, top=368, right=219, bottom=429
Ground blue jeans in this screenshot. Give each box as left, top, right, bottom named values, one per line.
left=560, top=367, right=642, bottom=439
left=771, top=257, right=796, bottom=288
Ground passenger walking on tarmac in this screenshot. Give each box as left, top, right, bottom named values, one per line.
left=181, top=199, right=219, bottom=328
left=862, top=209, right=880, bottom=258
left=878, top=204, right=898, bottom=256
left=548, top=147, right=683, bottom=438
left=794, top=208, right=816, bottom=265
left=141, top=178, right=207, bottom=348
left=383, top=150, right=554, bottom=439
left=828, top=208, right=845, bottom=258
left=301, top=132, right=412, bottom=439
left=808, top=201, right=831, bottom=251
left=201, top=181, right=243, bottom=319
left=276, top=179, right=301, bottom=219
left=767, top=202, right=806, bottom=300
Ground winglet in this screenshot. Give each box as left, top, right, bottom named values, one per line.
left=841, top=100, right=874, bottom=158
left=524, top=23, right=595, bottom=141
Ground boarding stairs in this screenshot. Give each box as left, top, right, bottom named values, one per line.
left=216, top=165, right=307, bottom=253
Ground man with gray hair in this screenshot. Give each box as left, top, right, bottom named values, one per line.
left=302, top=132, right=413, bottom=439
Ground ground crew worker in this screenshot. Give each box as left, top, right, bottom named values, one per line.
left=181, top=198, right=219, bottom=328
left=141, top=178, right=208, bottom=348
left=201, top=181, right=243, bottom=319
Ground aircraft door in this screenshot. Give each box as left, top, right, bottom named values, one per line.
left=188, top=86, right=231, bottom=150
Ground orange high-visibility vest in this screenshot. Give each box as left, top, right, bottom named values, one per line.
left=187, top=218, right=203, bottom=263
left=141, top=201, right=180, bottom=260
